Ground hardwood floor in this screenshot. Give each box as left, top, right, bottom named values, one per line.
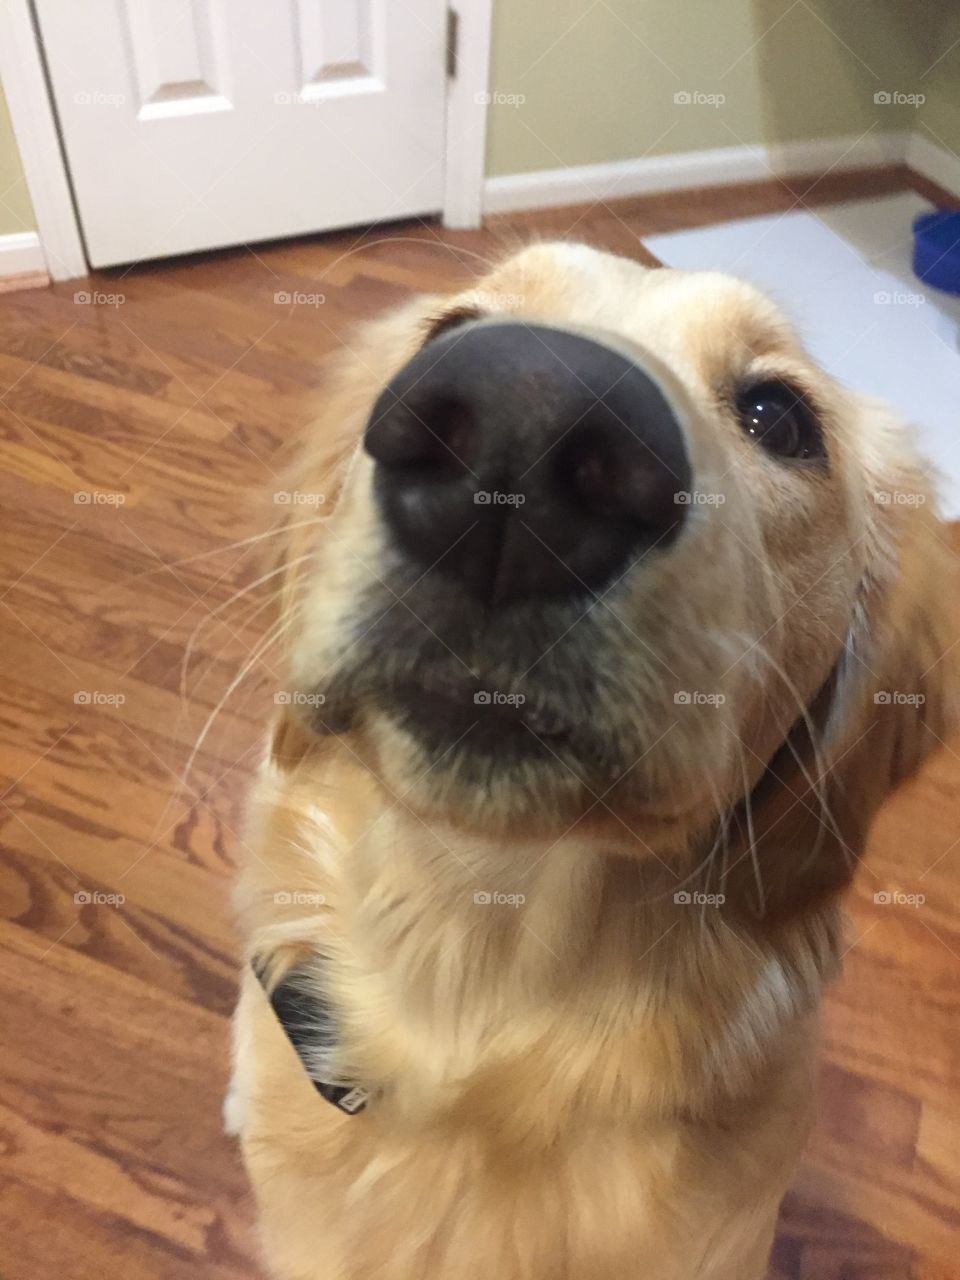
left=0, top=166, right=957, bottom=1279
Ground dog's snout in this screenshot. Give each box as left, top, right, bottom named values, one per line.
left=364, top=321, right=691, bottom=605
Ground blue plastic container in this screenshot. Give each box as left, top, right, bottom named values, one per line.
left=912, top=209, right=960, bottom=296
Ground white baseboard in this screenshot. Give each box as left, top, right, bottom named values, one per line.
left=906, top=132, right=960, bottom=198
left=0, top=230, right=45, bottom=276
left=484, top=131, right=910, bottom=216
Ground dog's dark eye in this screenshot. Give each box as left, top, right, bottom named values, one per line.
left=735, top=381, right=824, bottom=462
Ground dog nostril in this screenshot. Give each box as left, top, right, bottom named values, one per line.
left=559, top=427, right=680, bottom=531
left=435, top=401, right=474, bottom=467
left=366, top=396, right=474, bottom=473
left=563, top=433, right=624, bottom=515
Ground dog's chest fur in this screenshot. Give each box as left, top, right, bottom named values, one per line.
left=234, top=745, right=833, bottom=1279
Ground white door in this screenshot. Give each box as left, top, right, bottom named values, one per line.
left=34, top=0, right=449, bottom=267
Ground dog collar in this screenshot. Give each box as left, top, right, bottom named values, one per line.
left=254, top=961, right=375, bottom=1115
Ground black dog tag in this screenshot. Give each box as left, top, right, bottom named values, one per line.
left=255, top=961, right=374, bottom=1115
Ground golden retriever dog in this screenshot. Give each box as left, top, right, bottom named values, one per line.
left=227, top=242, right=957, bottom=1279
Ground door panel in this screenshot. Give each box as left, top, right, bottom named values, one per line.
left=294, top=0, right=377, bottom=88
left=35, top=0, right=447, bottom=267
left=120, top=0, right=232, bottom=118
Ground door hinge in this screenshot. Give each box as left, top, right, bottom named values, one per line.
left=446, top=6, right=459, bottom=79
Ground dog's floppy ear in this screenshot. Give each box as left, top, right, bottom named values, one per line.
left=725, top=453, right=958, bottom=924
left=829, top=487, right=958, bottom=804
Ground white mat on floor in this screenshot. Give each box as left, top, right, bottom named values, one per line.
left=647, top=193, right=960, bottom=516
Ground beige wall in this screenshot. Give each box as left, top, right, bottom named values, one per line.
left=485, top=0, right=954, bottom=178
left=923, top=72, right=960, bottom=159
left=0, top=85, right=36, bottom=236
left=912, top=5, right=960, bottom=157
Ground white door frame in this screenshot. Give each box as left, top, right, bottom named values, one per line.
left=443, top=0, right=494, bottom=228
left=0, top=0, right=491, bottom=282
left=0, top=0, right=87, bottom=280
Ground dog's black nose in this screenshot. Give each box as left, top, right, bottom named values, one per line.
left=364, top=321, right=692, bottom=605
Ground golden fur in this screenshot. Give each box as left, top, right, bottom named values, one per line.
left=228, top=243, right=958, bottom=1279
